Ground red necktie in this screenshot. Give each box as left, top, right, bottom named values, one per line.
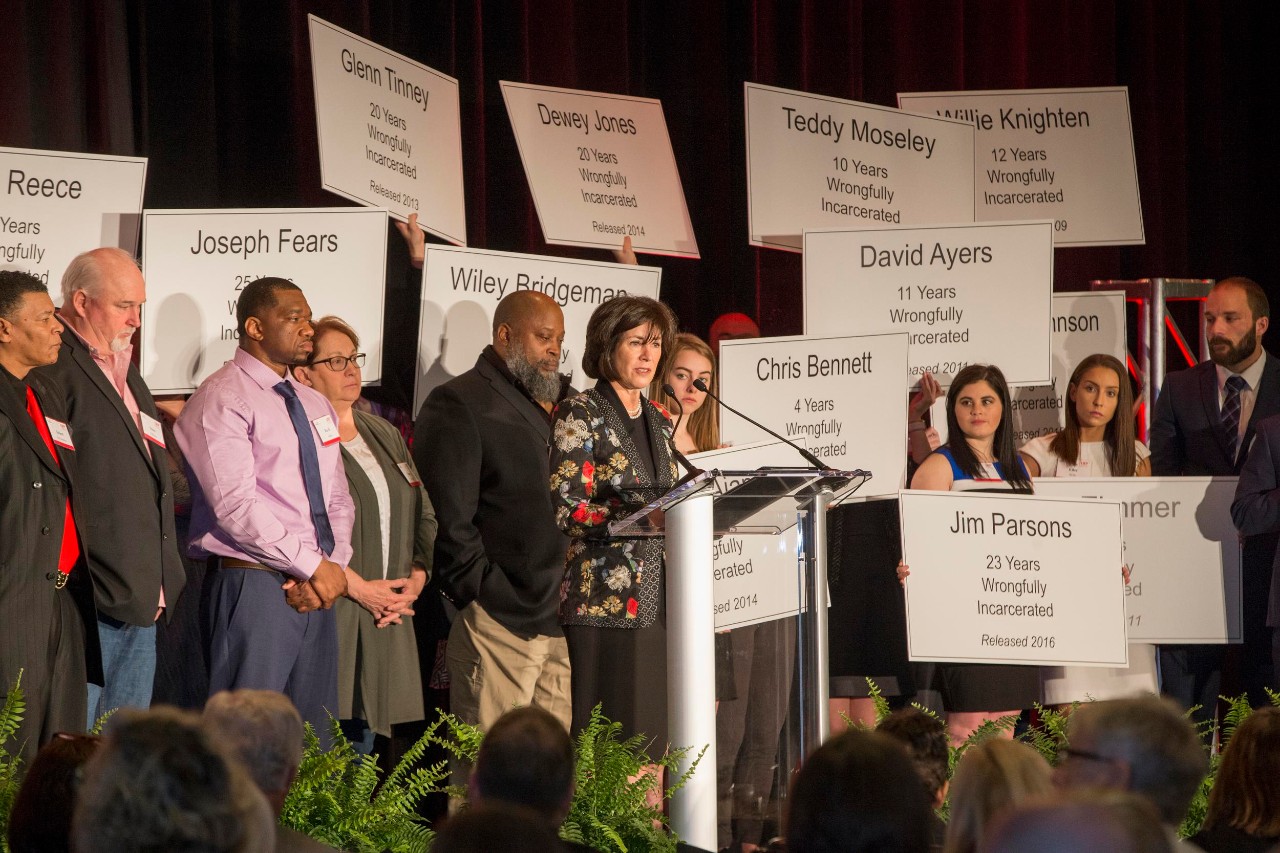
left=25, top=386, right=80, bottom=577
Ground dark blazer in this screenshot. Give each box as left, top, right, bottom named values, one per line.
left=1149, top=356, right=1280, bottom=476
left=549, top=383, right=677, bottom=629
left=414, top=349, right=572, bottom=638
left=1231, top=413, right=1280, bottom=625
left=37, top=327, right=185, bottom=626
left=0, top=369, right=101, bottom=758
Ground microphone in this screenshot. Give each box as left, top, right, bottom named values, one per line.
left=692, top=377, right=833, bottom=471
left=660, top=384, right=705, bottom=484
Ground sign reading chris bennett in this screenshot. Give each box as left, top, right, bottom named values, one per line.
left=900, top=490, right=1127, bottom=667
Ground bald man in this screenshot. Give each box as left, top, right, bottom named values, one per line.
left=414, top=291, right=574, bottom=734
left=38, top=248, right=185, bottom=722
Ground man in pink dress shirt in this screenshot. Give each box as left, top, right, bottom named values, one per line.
left=176, top=277, right=353, bottom=733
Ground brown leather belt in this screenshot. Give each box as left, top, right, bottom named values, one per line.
left=211, top=556, right=283, bottom=574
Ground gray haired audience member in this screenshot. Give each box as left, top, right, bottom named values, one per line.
left=203, top=689, right=336, bottom=852
left=784, top=728, right=933, bottom=853
left=980, top=789, right=1171, bottom=853
left=1055, top=696, right=1208, bottom=851
left=71, top=706, right=274, bottom=853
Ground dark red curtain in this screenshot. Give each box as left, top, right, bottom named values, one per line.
left=3, top=0, right=1279, bottom=411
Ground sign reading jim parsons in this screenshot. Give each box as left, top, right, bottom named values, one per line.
left=140, top=207, right=389, bottom=394
left=718, top=332, right=908, bottom=498
left=804, top=221, right=1054, bottom=388
left=414, top=245, right=662, bottom=413
left=899, top=489, right=1127, bottom=667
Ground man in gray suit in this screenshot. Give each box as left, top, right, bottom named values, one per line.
left=40, top=247, right=185, bottom=722
left=0, top=270, right=99, bottom=762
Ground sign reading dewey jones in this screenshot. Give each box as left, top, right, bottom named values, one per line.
left=900, top=490, right=1127, bottom=667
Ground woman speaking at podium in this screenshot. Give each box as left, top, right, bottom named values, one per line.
left=549, top=294, right=679, bottom=745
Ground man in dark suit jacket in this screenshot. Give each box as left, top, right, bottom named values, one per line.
left=0, top=271, right=100, bottom=763
left=414, top=291, right=574, bottom=738
left=1149, top=276, right=1280, bottom=719
left=38, top=248, right=185, bottom=722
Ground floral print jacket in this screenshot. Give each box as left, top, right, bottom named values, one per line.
left=549, top=384, right=677, bottom=628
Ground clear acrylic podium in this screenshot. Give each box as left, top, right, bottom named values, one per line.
left=610, top=467, right=870, bottom=850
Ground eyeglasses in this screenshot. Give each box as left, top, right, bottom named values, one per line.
left=1059, top=747, right=1121, bottom=765
left=313, top=353, right=366, bottom=372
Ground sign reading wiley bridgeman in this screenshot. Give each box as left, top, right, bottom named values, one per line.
left=308, top=15, right=466, bottom=244
left=897, top=87, right=1143, bottom=247
left=500, top=81, right=698, bottom=258
left=804, top=221, right=1054, bottom=388
left=140, top=207, right=388, bottom=394
left=900, top=489, right=1128, bottom=667
left=744, top=82, right=975, bottom=251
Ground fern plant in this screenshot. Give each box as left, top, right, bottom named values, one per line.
left=0, top=672, right=26, bottom=853
left=281, top=716, right=445, bottom=852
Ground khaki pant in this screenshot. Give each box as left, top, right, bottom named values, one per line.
left=446, top=601, right=572, bottom=733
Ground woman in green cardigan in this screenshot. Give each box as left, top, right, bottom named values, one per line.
left=294, top=315, right=435, bottom=753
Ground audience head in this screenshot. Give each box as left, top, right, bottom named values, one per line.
left=979, top=789, right=1169, bottom=853
left=431, top=803, right=560, bottom=853
left=235, top=276, right=312, bottom=370
left=1202, top=706, right=1280, bottom=837
left=71, top=706, right=274, bottom=853
left=491, top=290, right=565, bottom=404
left=7, top=732, right=99, bottom=853
left=943, top=738, right=1051, bottom=853
left=470, top=706, right=576, bottom=825
left=59, top=247, right=145, bottom=353
left=0, top=269, right=64, bottom=378
left=708, top=312, right=760, bottom=353
left=582, top=295, right=678, bottom=392
left=944, top=363, right=1028, bottom=488
left=784, top=728, right=933, bottom=853
left=203, top=688, right=305, bottom=816
left=292, top=315, right=365, bottom=412
left=1205, top=276, right=1268, bottom=370
left=877, top=707, right=949, bottom=808
left=1053, top=353, right=1137, bottom=474
left=1056, top=696, right=1208, bottom=827
left=650, top=333, right=719, bottom=450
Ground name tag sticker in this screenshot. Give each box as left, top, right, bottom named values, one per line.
left=397, top=461, right=422, bottom=486
left=46, top=417, right=75, bottom=451
left=140, top=412, right=167, bottom=448
left=312, top=415, right=341, bottom=446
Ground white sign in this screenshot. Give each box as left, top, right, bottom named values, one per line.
left=1031, top=477, right=1241, bottom=644
left=499, top=81, right=698, bottom=258
left=900, top=489, right=1128, bottom=666
left=414, top=245, right=662, bottom=412
left=744, top=82, right=975, bottom=252
left=308, top=15, right=466, bottom=244
left=718, top=333, right=908, bottom=499
left=691, top=441, right=808, bottom=630
left=804, top=222, right=1054, bottom=388
left=897, top=87, right=1144, bottom=247
left=140, top=208, right=389, bottom=394
left=0, top=146, right=146, bottom=285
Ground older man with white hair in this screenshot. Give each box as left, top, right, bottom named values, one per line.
left=37, top=247, right=186, bottom=722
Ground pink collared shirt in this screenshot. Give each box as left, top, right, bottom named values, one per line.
left=62, top=320, right=142, bottom=429
left=175, top=348, right=354, bottom=579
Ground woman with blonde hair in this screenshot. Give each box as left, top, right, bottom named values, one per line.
left=943, top=738, right=1052, bottom=853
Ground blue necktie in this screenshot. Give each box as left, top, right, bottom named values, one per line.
left=274, top=381, right=336, bottom=555
left=1222, top=374, right=1248, bottom=463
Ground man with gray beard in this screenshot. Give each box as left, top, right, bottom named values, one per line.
left=414, top=290, right=574, bottom=736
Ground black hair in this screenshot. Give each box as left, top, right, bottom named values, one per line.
left=944, top=364, right=1030, bottom=489
left=235, top=276, right=301, bottom=336
left=0, top=269, right=48, bottom=320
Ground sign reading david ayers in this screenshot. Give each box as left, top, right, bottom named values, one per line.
left=414, top=245, right=661, bottom=413
left=1032, top=478, right=1241, bottom=644
left=140, top=208, right=388, bottom=394
left=897, top=87, right=1143, bottom=247
left=717, top=332, right=908, bottom=498
left=691, top=441, right=808, bottom=631
left=308, top=15, right=466, bottom=244
left=0, top=145, right=146, bottom=285
left=804, top=221, right=1054, bottom=388
left=900, top=490, right=1127, bottom=667
left=499, top=81, right=698, bottom=258
left=744, top=82, right=975, bottom=251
